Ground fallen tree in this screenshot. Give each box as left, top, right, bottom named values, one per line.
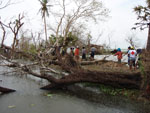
left=41, top=69, right=141, bottom=90
left=0, top=86, right=15, bottom=93
left=0, top=52, right=142, bottom=91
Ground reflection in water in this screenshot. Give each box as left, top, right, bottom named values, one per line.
left=0, top=66, right=149, bottom=113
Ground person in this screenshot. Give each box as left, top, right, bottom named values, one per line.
left=75, top=46, right=80, bottom=61
left=70, top=47, right=74, bottom=56
left=114, top=48, right=123, bottom=65
left=90, top=46, right=96, bottom=60
left=128, top=46, right=137, bottom=70
left=127, top=46, right=131, bottom=66
left=60, top=47, right=65, bottom=56
left=82, top=47, right=86, bottom=60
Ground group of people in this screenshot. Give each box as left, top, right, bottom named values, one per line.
left=69, top=46, right=96, bottom=61
left=114, top=46, right=139, bottom=70
left=68, top=45, right=140, bottom=70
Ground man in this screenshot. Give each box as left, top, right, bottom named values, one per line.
left=90, top=46, right=96, bottom=60
left=127, top=46, right=131, bottom=66
left=70, top=47, right=74, bottom=56
left=75, top=46, right=79, bottom=61
left=128, top=46, right=137, bottom=70
left=82, top=47, right=86, bottom=60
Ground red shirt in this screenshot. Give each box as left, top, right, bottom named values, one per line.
left=75, top=48, right=79, bottom=56
left=115, top=51, right=122, bottom=60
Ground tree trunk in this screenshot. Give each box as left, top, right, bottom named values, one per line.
left=0, top=86, right=15, bottom=93
left=146, top=24, right=150, bottom=51
left=41, top=69, right=141, bottom=90
left=140, top=50, right=150, bottom=98
left=44, top=15, right=48, bottom=43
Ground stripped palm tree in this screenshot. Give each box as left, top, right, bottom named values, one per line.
left=38, top=0, right=51, bottom=44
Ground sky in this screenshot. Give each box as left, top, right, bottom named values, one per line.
left=0, top=0, right=148, bottom=49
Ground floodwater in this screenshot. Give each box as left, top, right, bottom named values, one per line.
left=0, top=64, right=150, bottom=113
left=94, top=54, right=128, bottom=62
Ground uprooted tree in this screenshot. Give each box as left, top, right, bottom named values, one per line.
left=0, top=0, right=150, bottom=100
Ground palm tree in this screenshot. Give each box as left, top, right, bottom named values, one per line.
left=38, top=0, right=51, bottom=44
left=133, top=0, right=150, bottom=50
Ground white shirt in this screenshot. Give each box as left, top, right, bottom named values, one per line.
left=128, top=50, right=137, bottom=58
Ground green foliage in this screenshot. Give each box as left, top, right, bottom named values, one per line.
left=19, top=36, right=37, bottom=55
left=29, top=44, right=37, bottom=54
left=43, top=0, right=48, bottom=4
left=39, top=0, right=49, bottom=17
left=49, top=34, right=56, bottom=45
left=83, top=83, right=140, bottom=98
left=134, top=0, right=150, bottom=26
left=49, top=32, right=78, bottom=47
left=66, top=32, right=78, bottom=46
left=139, top=60, right=146, bottom=76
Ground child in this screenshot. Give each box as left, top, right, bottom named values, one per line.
left=114, top=48, right=123, bottom=65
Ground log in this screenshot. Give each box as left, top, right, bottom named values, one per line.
left=41, top=69, right=142, bottom=90
left=80, top=60, right=127, bottom=65
left=0, top=52, right=142, bottom=92
left=0, top=86, right=15, bottom=93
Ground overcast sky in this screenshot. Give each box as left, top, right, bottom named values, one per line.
left=0, top=0, right=148, bottom=49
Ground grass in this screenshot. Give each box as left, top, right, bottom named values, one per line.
left=82, top=61, right=140, bottom=74
left=83, top=83, right=140, bottom=99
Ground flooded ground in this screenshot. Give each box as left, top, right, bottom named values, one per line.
left=0, top=63, right=150, bottom=113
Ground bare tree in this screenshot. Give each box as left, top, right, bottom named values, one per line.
left=0, top=0, right=11, bottom=9
left=49, top=0, right=109, bottom=47
left=0, top=0, right=15, bottom=48
left=9, top=14, right=24, bottom=52
left=125, top=33, right=140, bottom=49
left=0, top=14, right=24, bottom=57
left=0, top=21, right=6, bottom=47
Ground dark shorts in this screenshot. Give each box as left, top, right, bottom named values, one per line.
left=82, top=53, right=86, bottom=59
left=130, top=57, right=136, bottom=67
left=91, top=51, right=95, bottom=58
left=128, top=57, right=130, bottom=65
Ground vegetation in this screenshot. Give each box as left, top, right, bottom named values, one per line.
left=134, top=0, right=150, bottom=50
left=49, top=32, right=78, bottom=47
left=83, top=83, right=140, bottom=99
left=38, top=0, right=51, bottom=43
left=0, top=0, right=150, bottom=103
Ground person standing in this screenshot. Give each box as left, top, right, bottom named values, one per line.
left=70, top=47, right=74, bottom=56
left=127, top=46, right=131, bottom=66
left=128, top=46, right=137, bottom=70
left=114, top=48, right=123, bottom=65
left=82, top=47, right=86, bottom=60
left=75, top=46, right=80, bottom=61
left=90, top=46, right=96, bottom=60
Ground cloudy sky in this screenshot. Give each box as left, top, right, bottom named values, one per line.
left=0, top=0, right=148, bottom=49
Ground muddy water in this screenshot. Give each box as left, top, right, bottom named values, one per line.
left=0, top=67, right=150, bottom=113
